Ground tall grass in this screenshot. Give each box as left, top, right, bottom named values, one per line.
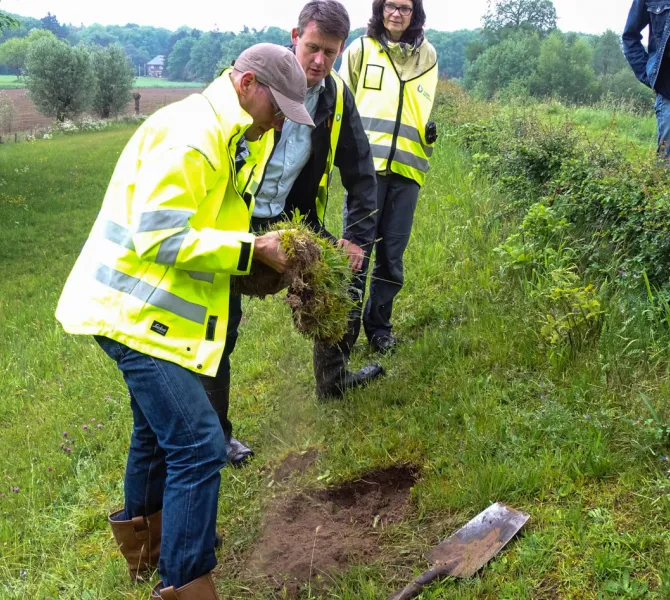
left=2, top=109, right=670, bottom=599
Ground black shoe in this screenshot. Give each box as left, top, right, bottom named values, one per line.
left=370, top=334, right=397, bottom=355
left=317, top=363, right=385, bottom=400
left=215, top=532, right=223, bottom=549
left=226, top=437, right=254, bottom=468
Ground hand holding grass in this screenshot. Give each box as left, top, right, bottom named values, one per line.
left=254, top=230, right=293, bottom=273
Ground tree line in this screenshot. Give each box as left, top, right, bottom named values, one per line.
left=0, top=1, right=652, bottom=111
left=463, top=0, right=652, bottom=110
left=0, top=10, right=477, bottom=82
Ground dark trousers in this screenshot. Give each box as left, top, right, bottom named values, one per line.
left=199, top=294, right=243, bottom=440
left=363, top=173, right=420, bottom=341
left=313, top=256, right=370, bottom=392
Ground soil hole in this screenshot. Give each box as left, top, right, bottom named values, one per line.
left=246, top=465, right=419, bottom=595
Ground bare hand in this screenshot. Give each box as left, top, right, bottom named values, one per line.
left=254, top=231, right=291, bottom=273
left=337, top=239, right=364, bottom=272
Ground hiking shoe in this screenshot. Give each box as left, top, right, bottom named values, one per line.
left=316, top=363, right=385, bottom=400
left=370, top=334, right=397, bottom=355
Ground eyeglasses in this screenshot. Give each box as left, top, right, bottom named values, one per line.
left=259, top=83, right=285, bottom=120
left=383, top=2, right=413, bottom=17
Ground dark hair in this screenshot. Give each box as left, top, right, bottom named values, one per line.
left=367, top=0, right=426, bottom=44
left=298, top=0, right=351, bottom=43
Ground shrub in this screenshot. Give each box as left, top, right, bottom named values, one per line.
left=91, top=44, right=135, bottom=118
left=26, top=38, right=94, bottom=122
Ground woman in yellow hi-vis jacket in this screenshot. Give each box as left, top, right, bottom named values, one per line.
left=340, top=0, right=438, bottom=354
left=55, top=45, right=313, bottom=600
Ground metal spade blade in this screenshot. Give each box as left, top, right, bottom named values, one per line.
left=388, top=503, right=530, bottom=600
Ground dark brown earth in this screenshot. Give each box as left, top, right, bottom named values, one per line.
left=246, top=465, right=419, bottom=596
left=1, top=87, right=198, bottom=134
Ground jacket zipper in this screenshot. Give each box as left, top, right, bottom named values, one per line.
left=241, top=164, right=257, bottom=197
left=388, top=81, right=405, bottom=168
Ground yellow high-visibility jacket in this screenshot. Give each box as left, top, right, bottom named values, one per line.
left=340, top=36, right=438, bottom=187
left=56, top=71, right=273, bottom=377
left=314, top=72, right=345, bottom=226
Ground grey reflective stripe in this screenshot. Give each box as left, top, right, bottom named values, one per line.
left=392, top=148, right=430, bottom=173
left=95, top=264, right=207, bottom=324
left=187, top=271, right=215, bottom=284
left=137, top=210, right=193, bottom=233
left=370, top=144, right=391, bottom=161
left=361, top=117, right=433, bottom=157
left=248, top=180, right=259, bottom=195
left=370, top=144, right=429, bottom=173
left=103, top=221, right=135, bottom=251
left=156, top=229, right=189, bottom=266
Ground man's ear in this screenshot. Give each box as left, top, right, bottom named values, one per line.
left=291, top=27, right=300, bottom=46
left=239, top=71, right=256, bottom=96
left=338, top=41, right=345, bottom=57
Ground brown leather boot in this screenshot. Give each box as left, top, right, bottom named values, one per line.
left=151, top=573, right=220, bottom=599
left=108, top=509, right=161, bottom=581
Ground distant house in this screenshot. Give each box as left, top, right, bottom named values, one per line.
left=146, top=56, right=165, bottom=78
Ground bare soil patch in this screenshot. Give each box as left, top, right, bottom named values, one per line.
left=246, top=465, right=419, bottom=596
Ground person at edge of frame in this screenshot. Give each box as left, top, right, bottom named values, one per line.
left=623, top=0, right=670, bottom=156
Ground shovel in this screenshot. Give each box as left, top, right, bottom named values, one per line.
left=388, top=503, right=530, bottom=600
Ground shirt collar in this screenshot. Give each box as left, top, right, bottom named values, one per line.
left=308, top=78, right=327, bottom=95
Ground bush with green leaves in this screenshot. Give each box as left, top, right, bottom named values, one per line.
left=437, top=81, right=670, bottom=359
left=599, top=68, right=655, bottom=114
left=26, top=37, right=94, bottom=122
left=90, top=44, right=134, bottom=118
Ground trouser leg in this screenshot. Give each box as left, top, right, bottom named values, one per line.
left=656, top=93, right=670, bottom=159
left=364, top=174, right=420, bottom=341
left=313, top=253, right=370, bottom=393
left=96, top=336, right=226, bottom=590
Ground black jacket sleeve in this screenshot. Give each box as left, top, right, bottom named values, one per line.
left=334, top=85, right=378, bottom=250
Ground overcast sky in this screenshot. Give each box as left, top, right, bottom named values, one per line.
left=0, top=0, right=637, bottom=36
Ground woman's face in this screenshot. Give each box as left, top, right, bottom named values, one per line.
left=382, top=1, right=414, bottom=40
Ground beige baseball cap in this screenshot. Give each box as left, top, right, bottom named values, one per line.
left=234, top=43, right=314, bottom=128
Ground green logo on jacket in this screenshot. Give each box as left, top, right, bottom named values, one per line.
left=418, top=84, right=431, bottom=101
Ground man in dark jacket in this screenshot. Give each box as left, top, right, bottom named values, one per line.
left=201, top=0, right=382, bottom=466
left=623, top=0, right=670, bottom=155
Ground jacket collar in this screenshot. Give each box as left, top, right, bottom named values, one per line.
left=201, top=70, right=254, bottom=138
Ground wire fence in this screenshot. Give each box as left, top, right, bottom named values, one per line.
left=0, top=87, right=198, bottom=142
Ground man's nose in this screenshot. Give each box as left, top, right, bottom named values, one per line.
left=314, top=51, right=325, bottom=65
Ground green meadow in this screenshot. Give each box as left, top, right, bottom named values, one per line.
left=2, top=93, right=670, bottom=599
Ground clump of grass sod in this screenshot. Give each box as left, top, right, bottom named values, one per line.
left=231, top=222, right=355, bottom=344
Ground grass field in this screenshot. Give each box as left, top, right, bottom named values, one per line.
left=132, top=77, right=205, bottom=88
left=0, top=75, right=25, bottom=89
left=0, top=75, right=204, bottom=89
left=3, top=105, right=670, bottom=599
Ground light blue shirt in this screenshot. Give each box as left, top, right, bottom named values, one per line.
left=253, top=79, right=325, bottom=219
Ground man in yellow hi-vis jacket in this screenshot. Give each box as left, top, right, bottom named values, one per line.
left=55, top=44, right=313, bottom=600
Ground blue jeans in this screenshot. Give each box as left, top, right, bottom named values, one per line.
left=95, top=336, right=227, bottom=589
left=656, top=93, right=670, bottom=157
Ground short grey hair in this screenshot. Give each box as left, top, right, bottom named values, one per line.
left=298, top=0, right=351, bottom=43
